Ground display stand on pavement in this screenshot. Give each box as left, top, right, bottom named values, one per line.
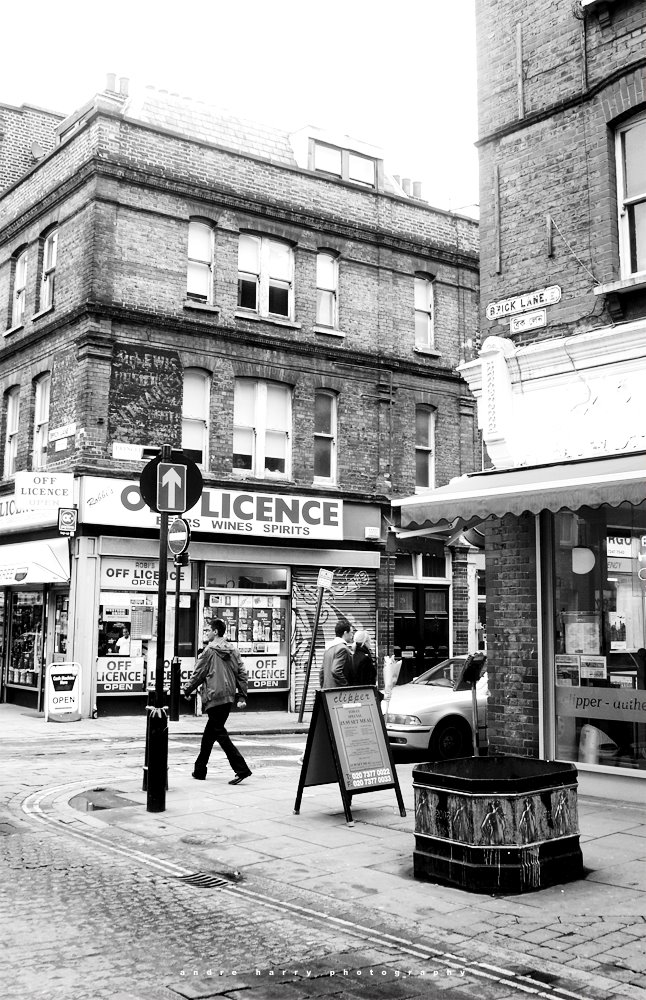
left=294, top=686, right=406, bottom=826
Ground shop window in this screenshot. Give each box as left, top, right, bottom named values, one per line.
left=394, top=554, right=414, bottom=577
left=316, top=252, right=338, bottom=328
left=415, top=406, right=436, bottom=491
left=551, top=506, right=646, bottom=772
left=38, top=228, right=58, bottom=312
left=182, top=368, right=210, bottom=467
left=8, top=592, right=43, bottom=689
left=3, top=386, right=20, bottom=479
left=186, top=220, right=215, bottom=303
left=233, top=379, right=291, bottom=479
left=32, top=373, right=50, bottom=470
left=414, top=274, right=435, bottom=350
left=616, top=112, right=646, bottom=278
left=205, top=563, right=289, bottom=590
left=313, top=390, right=337, bottom=483
left=9, top=247, right=28, bottom=329
left=237, top=234, right=294, bottom=319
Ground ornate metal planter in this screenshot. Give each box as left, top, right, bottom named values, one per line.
left=413, top=755, right=583, bottom=894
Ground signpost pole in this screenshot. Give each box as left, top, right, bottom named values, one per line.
left=147, top=444, right=171, bottom=813
left=169, top=554, right=183, bottom=722
left=298, top=585, right=324, bottom=724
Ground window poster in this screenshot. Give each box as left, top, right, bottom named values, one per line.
left=555, top=654, right=580, bottom=687
left=564, top=617, right=600, bottom=655
left=580, top=655, right=607, bottom=681
left=207, top=592, right=289, bottom=690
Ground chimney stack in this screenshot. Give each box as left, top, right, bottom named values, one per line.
left=119, top=77, right=129, bottom=96
left=106, top=73, right=117, bottom=92
left=413, top=181, right=422, bottom=199
left=402, top=177, right=411, bottom=196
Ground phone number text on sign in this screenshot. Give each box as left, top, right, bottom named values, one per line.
left=347, top=767, right=392, bottom=788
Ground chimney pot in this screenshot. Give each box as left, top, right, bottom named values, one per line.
left=413, top=181, right=422, bottom=199
left=402, top=177, right=411, bottom=195
left=106, top=73, right=117, bottom=92
left=119, top=77, right=129, bottom=95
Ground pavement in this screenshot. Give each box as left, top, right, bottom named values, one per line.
left=3, top=702, right=646, bottom=1000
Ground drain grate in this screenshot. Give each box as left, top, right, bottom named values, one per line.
left=176, top=872, right=235, bottom=889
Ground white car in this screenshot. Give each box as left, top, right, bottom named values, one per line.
left=384, top=656, right=487, bottom=759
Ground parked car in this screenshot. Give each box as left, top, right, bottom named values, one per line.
left=384, top=656, right=487, bottom=759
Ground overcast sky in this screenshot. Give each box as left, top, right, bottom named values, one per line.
left=2, top=0, right=479, bottom=215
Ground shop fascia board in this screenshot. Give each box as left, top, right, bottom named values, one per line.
left=458, top=318, right=646, bottom=396
left=98, top=535, right=380, bottom=569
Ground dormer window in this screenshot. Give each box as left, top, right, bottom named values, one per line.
left=312, top=141, right=376, bottom=189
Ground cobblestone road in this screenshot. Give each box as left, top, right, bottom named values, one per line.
left=0, top=736, right=629, bottom=1000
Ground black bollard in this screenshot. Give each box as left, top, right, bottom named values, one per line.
left=146, top=706, right=169, bottom=812
left=169, top=658, right=181, bottom=722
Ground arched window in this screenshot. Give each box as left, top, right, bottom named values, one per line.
left=182, top=369, right=210, bottom=467
left=314, top=390, right=337, bottom=483
left=316, top=252, right=338, bottom=329
left=32, top=373, right=51, bottom=470
left=10, top=248, right=28, bottom=328
left=415, top=406, right=436, bottom=491
left=616, top=111, right=646, bottom=278
left=233, top=379, right=291, bottom=478
left=237, top=234, right=294, bottom=319
left=39, top=228, right=58, bottom=312
left=186, top=220, right=214, bottom=303
left=414, top=274, right=435, bottom=350
left=4, top=387, right=20, bottom=478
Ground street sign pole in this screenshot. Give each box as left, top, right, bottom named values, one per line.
left=147, top=443, right=171, bottom=813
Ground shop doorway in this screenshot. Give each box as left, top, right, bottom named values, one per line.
left=394, top=585, right=449, bottom=684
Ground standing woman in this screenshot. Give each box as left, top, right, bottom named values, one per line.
left=351, top=630, right=377, bottom=686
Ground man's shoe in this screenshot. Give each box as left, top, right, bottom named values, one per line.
left=229, top=769, right=252, bottom=785
left=192, top=770, right=207, bottom=780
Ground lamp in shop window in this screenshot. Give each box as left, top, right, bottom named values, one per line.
left=572, top=547, right=595, bottom=575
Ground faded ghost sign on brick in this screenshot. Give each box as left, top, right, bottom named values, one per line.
left=109, top=346, right=183, bottom=447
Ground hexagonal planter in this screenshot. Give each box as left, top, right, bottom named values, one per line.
left=413, top=755, right=583, bottom=893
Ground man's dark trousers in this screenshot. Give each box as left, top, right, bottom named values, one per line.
left=194, top=704, right=249, bottom=776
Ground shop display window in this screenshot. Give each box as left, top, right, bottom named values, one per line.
left=8, top=592, right=43, bottom=688
left=53, top=593, right=69, bottom=659
left=552, top=504, right=646, bottom=770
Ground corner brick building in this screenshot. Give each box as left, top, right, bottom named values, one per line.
left=398, top=0, right=646, bottom=800
left=0, top=79, right=480, bottom=718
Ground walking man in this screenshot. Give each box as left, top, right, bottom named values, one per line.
left=183, top=618, right=252, bottom=785
left=319, top=619, right=354, bottom=688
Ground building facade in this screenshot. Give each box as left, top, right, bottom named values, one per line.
left=0, top=80, right=480, bottom=717
left=398, top=0, right=646, bottom=798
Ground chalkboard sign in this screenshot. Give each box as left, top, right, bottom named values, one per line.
left=294, top=687, right=406, bottom=825
left=109, top=346, right=183, bottom=446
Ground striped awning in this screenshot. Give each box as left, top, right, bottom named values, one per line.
left=395, top=451, right=646, bottom=534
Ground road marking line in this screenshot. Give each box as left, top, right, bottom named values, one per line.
left=21, top=777, right=592, bottom=1000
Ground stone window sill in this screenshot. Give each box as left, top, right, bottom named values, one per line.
left=414, top=347, right=442, bottom=358
left=4, top=323, right=24, bottom=338
left=234, top=310, right=301, bottom=331
left=314, top=326, right=346, bottom=338
left=32, top=306, right=54, bottom=322
left=184, top=299, right=220, bottom=315
left=594, top=275, right=646, bottom=297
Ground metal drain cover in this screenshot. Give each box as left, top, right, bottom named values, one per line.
left=176, top=872, right=234, bottom=889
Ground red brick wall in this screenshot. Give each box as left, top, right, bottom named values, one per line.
left=476, top=0, right=646, bottom=343
left=484, top=513, right=539, bottom=757
left=0, top=103, right=64, bottom=193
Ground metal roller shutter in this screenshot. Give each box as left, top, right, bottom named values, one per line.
left=291, top=566, right=377, bottom=713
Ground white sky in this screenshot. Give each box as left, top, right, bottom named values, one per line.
left=2, top=0, right=479, bottom=215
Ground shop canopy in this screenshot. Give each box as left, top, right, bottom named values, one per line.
left=0, top=538, right=70, bottom=585
left=396, top=451, right=646, bottom=535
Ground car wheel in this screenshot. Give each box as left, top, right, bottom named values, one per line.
left=429, top=717, right=472, bottom=760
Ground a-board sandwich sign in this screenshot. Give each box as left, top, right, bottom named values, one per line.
left=45, top=661, right=82, bottom=723
left=294, top=686, right=406, bottom=825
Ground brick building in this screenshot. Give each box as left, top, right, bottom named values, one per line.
left=398, top=0, right=646, bottom=799
left=0, top=78, right=480, bottom=718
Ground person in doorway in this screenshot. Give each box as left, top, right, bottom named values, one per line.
left=115, top=628, right=130, bottom=655
left=319, top=619, right=353, bottom=688
left=183, top=618, right=251, bottom=785
left=348, top=630, right=377, bottom=687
